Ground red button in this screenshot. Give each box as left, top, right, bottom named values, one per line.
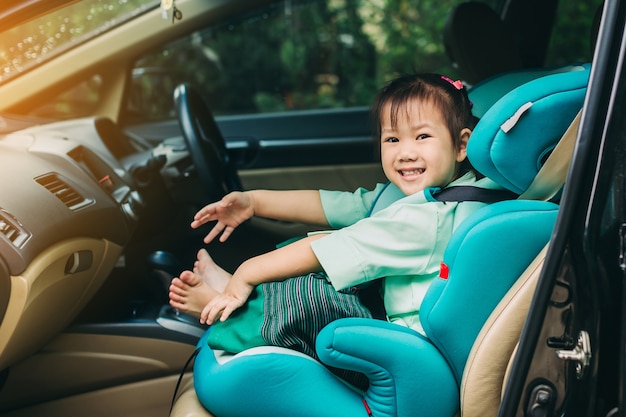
left=439, top=262, right=449, bottom=279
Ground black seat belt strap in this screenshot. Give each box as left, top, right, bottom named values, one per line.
left=432, top=186, right=518, bottom=203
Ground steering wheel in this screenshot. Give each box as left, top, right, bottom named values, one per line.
left=173, top=83, right=242, bottom=201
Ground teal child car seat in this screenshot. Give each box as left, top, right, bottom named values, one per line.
left=188, top=67, right=590, bottom=417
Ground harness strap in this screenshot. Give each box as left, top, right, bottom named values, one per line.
left=432, top=186, right=518, bottom=203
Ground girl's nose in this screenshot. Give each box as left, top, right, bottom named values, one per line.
left=399, top=143, right=417, bottom=161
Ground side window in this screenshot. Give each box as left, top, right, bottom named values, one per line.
left=127, top=0, right=475, bottom=123
left=545, top=0, right=604, bottom=66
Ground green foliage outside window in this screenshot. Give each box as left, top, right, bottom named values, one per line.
left=0, top=0, right=601, bottom=121
left=133, top=0, right=469, bottom=118
left=132, top=0, right=599, bottom=119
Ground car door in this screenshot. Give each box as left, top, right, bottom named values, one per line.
left=498, top=1, right=626, bottom=416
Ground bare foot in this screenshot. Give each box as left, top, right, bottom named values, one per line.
left=169, top=270, right=220, bottom=317
left=193, top=249, right=231, bottom=293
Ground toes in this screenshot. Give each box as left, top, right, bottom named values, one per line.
left=169, top=292, right=183, bottom=303
left=169, top=299, right=185, bottom=311
left=197, top=248, right=210, bottom=260
left=180, top=269, right=201, bottom=285
left=170, top=277, right=186, bottom=291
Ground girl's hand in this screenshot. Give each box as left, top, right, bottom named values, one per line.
left=191, top=191, right=255, bottom=243
left=200, top=277, right=255, bottom=324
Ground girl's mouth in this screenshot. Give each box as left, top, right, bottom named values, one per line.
left=399, top=168, right=425, bottom=176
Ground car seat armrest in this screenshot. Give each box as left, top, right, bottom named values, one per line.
left=316, top=318, right=459, bottom=417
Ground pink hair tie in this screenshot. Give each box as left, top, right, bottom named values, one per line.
left=441, top=75, right=465, bottom=91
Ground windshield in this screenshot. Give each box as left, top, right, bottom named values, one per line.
left=0, top=0, right=157, bottom=85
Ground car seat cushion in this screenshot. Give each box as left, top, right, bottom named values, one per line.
left=317, top=318, right=460, bottom=417
left=193, top=332, right=369, bottom=417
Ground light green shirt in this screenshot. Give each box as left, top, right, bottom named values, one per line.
left=311, top=172, right=499, bottom=333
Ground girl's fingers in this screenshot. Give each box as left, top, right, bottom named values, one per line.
left=202, top=295, right=243, bottom=324
left=204, top=222, right=226, bottom=244
left=200, top=298, right=224, bottom=324
left=218, top=226, right=234, bottom=242
left=219, top=304, right=237, bottom=322
left=191, top=212, right=216, bottom=228
left=205, top=301, right=226, bottom=324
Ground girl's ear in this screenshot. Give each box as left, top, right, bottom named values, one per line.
left=456, top=128, right=471, bottom=162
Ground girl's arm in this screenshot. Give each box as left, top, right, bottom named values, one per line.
left=200, top=234, right=326, bottom=324
left=193, top=189, right=329, bottom=243
left=248, top=189, right=328, bottom=224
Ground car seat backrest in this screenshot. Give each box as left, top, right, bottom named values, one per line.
left=420, top=201, right=558, bottom=383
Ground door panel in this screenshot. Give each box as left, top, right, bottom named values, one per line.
left=240, top=163, right=385, bottom=192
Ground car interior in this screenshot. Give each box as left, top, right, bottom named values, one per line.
left=0, top=0, right=611, bottom=416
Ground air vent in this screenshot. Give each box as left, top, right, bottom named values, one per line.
left=36, top=173, right=93, bottom=211
left=0, top=210, right=30, bottom=247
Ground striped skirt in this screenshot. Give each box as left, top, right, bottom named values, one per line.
left=205, top=273, right=374, bottom=389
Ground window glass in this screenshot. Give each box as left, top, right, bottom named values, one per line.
left=0, top=0, right=157, bottom=85
left=9, top=0, right=597, bottom=122
left=545, top=0, right=604, bottom=66
left=29, top=75, right=104, bottom=119
left=129, top=0, right=473, bottom=121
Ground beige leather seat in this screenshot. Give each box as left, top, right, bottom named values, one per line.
left=171, top=377, right=213, bottom=417
left=460, top=246, right=548, bottom=416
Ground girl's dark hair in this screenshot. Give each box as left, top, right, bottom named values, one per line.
left=370, top=73, right=479, bottom=176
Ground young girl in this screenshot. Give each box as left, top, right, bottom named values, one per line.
left=169, top=73, right=498, bottom=387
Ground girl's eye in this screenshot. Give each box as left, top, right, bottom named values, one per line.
left=416, top=134, right=429, bottom=141
left=384, top=137, right=399, bottom=143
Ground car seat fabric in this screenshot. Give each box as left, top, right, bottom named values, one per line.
left=468, top=63, right=589, bottom=118
left=187, top=69, right=589, bottom=417
left=460, top=244, right=548, bottom=417
left=467, top=67, right=590, bottom=195
left=419, top=200, right=558, bottom=382
left=193, top=343, right=369, bottom=417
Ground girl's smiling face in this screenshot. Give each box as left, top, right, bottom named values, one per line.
left=380, top=98, right=470, bottom=196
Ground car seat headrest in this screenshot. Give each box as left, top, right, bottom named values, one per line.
left=443, top=2, right=523, bottom=85
left=467, top=67, right=590, bottom=195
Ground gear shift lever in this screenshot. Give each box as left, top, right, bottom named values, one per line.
left=147, top=250, right=180, bottom=298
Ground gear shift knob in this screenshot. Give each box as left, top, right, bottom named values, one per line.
left=147, top=250, right=181, bottom=301
left=148, top=250, right=180, bottom=275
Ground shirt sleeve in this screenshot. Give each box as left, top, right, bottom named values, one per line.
left=311, top=201, right=453, bottom=291
left=319, top=183, right=388, bottom=228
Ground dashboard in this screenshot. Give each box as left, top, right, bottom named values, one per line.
left=0, top=117, right=145, bottom=370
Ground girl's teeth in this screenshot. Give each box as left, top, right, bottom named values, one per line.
left=402, top=169, right=423, bottom=176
